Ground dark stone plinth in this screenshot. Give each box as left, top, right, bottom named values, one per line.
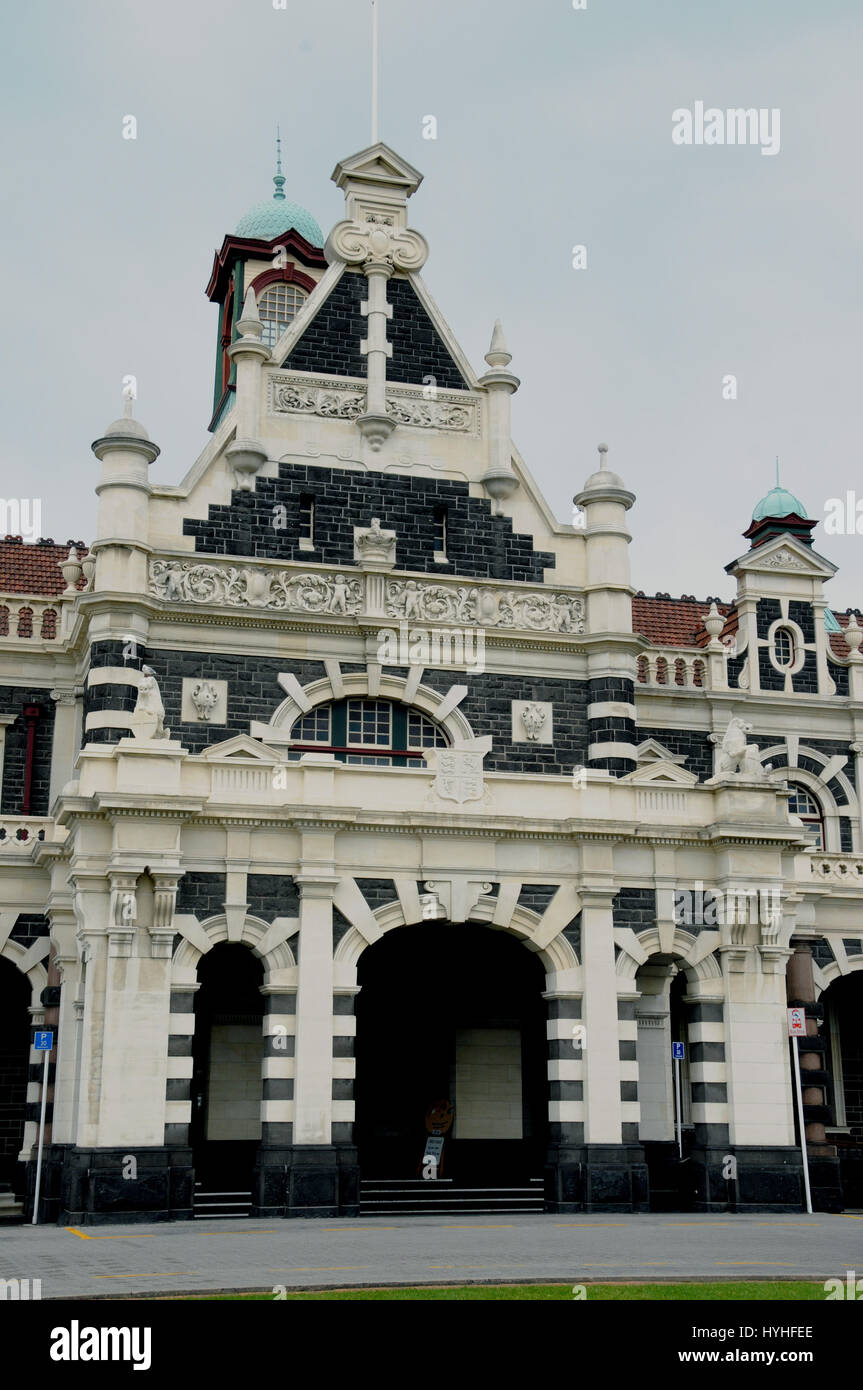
left=252, top=1145, right=360, bottom=1219
left=544, top=1143, right=649, bottom=1214
left=34, top=1145, right=194, bottom=1226
left=689, top=1145, right=831, bottom=1213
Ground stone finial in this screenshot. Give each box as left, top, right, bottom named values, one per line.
left=236, top=286, right=264, bottom=340
left=845, top=613, right=863, bottom=656
left=703, top=601, right=725, bottom=644
left=485, top=320, right=512, bottom=369
left=598, top=442, right=609, bottom=468
left=59, top=545, right=83, bottom=595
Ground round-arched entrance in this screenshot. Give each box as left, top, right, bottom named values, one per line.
left=821, top=971, right=863, bottom=1208
left=0, top=958, right=31, bottom=1209
left=354, top=922, right=548, bottom=1194
left=191, top=944, right=265, bottom=1211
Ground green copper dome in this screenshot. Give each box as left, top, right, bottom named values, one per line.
left=752, top=485, right=807, bottom=521
left=235, top=135, right=323, bottom=246
left=235, top=197, right=323, bottom=246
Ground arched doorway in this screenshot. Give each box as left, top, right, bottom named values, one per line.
left=822, top=971, right=863, bottom=1208
left=635, top=957, right=694, bottom=1210
left=191, top=944, right=264, bottom=1215
left=0, top=958, right=31, bottom=1216
left=354, top=922, right=547, bottom=1210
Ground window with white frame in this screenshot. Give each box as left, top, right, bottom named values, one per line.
left=257, top=283, right=307, bottom=349
left=287, top=698, right=448, bottom=766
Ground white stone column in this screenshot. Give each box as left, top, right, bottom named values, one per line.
left=292, top=865, right=339, bottom=1145
left=722, top=954, right=795, bottom=1148
left=358, top=258, right=395, bottom=449
left=48, top=690, right=79, bottom=808
left=580, top=888, right=623, bottom=1144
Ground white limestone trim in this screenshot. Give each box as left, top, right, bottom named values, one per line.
left=547, top=1017, right=584, bottom=1041
left=277, top=672, right=312, bottom=712
left=690, top=1063, right=727, bottom=1083
left=262, top=1058, right=295, bottom=1079
left=165, top=1101, right=192, bottom=1123
left=688, top=1022, right=725, bottom=1044
left=171, top=912, right=297, bottom=987
left=332, top=1101, right=355, bottom=1122
left=333, top=877, right=383, bottom=946
left=547, top=1061, right=584, bottom=1081
left=264, top=1015, right=297, bottom=1037
left=587, top=702, right=636, bottom=720
left=86, top=667, right=142, bottom=687
left=620, top=1103, right=640, bottom=1121
left=84, top=710, right=135, bottom=731
left=152, top=404, right=238, bottom=499
left=250, top=670, right=475, bottom=746
left=168, top=1014, right=196, bottom=1035
left=762, top=749, right=857, bottom=854
left=332, top=891, right=579, bottom=978
left=332, top=1058, right=356, bottom=1081
left=589, top=742, right=638, bottom=761
left=691, top=1104, right=729, bottom=1123
left=408, top=273, right=481, bottom=390
left=324, top=660, right=345, bottom=698
left=548, top=1102, right=584, bottom=1122
left=331, top=1014, right=357, bottom=1036
left=166, top=1057, right=193, bottom=1080
left=614, top=926, right=723, bottom=984
left=0, top=937, right=49, bottom=1004
left=813, top=953, right=863, bottom=997
left=261, top=1101, right=294, bottom=1122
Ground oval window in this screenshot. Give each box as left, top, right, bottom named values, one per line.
left=773, top=627, right=796, bottom=669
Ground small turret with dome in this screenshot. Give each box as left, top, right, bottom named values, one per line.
left=744, top=461, right=816, bottom=549
left=205, top=131, right=328, bottom=431
left=234, top=131, right=323, bottom=247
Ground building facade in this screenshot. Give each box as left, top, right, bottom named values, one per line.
left=1, top=142, right=862, bottom=1224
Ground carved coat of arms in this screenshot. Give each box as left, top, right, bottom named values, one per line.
left=429, top=737, right=492, bottom=805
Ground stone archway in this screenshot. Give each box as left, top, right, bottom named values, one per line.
left=353, top=921, right=549, bottom=1203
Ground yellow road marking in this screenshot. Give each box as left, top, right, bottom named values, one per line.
left=265, top=1265, right=370, bottom=1273
left=195, top=1229, right=277, bottom=1236
left=94, top=1272, right=200, bottom=1279
left=554, top=1223, right=627, bottom=1228
left=714, top=1261, right=796, bottom=1267
left=67, top=1229, right=155, bottom=1240
left=442, top=1224, right=514, bottom=1228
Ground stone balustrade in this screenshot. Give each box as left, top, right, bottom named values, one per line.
left=0, top=595, right=65, bottom=642
left=805, top=852, right=863, bottom=886
left=637, top=648, right=710, bottom=691
left=0, top=817, right=62, bottom=850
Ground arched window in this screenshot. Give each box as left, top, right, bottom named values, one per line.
left=788, top=783, right=825, bottom=849
left=258, top=283, right=307, bottom=349
left=772, top=626, right=796, bottom=670
left=288, top=698, right=449, bottom=767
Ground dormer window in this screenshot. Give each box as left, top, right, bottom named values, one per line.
left=258, top=283, right=307, bottom=349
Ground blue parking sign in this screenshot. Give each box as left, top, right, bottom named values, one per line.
left=34, top=1031, right=54, bottom=1051
left=672, top=1041, right=685, bottom=1061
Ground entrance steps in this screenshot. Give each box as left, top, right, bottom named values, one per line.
left=359, top=1177, right=544, bottom=1216
left=0, top=1183, right=24, bottom=1224
left=193, top=1183, right=252, bottom=1219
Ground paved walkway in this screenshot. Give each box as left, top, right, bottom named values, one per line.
left=3, top=1213, right=862, bottom=1298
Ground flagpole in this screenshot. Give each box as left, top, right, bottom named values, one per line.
left=371, top=0, right=379, bottom=144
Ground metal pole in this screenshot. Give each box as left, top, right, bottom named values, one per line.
left=371, top=0, right=379, bottom=144
left=791, top=1036, right=813, bottom=1214
left=675, top=1056, right=683, bottom=1159
left=31, top=1049, right=50, bottom=1225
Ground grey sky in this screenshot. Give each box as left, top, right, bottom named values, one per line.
left=2, top=0, right=861, bottom=607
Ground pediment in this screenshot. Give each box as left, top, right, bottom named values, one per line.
left=726, top=534, right=837, bottom=581
left=635, top=738, right=686, bottom=766
left=195, top=734, right=283, bottom=764
left=331, top=143, right=424, bottom=196
left=623, top=759, right=699, bottom=787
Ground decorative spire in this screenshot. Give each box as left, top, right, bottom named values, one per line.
left=273, top=126, right=286, bottom=201
left=484, top=320, right=512, bottom=369
left=776, top=454, right=780, bottom=487
left=598, top=442, right=608, bottom=469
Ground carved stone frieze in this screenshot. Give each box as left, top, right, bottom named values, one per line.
left=150, top=560, right=364, bottom=616
left=269, top=375, right=478, bottom=434
left=384, top=579, right=585, bottom=634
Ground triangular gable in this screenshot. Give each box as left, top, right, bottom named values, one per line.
left=331, top=143, right=424, bottom=197
left=622, top=759, right=699, bottom=787
left=635, top=738, right=686, bottom=765
left=726, top=533, right=837, bottom=580
left=281, top=268, right=469, bottom=389
left=195, top=734, right=283, bottom=764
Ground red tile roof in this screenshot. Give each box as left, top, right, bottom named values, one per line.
left=0, top=536, right=89, bottom=596
left=632, top=593, right=735, bottom=648
left=829, top=610, right=863, bottom=660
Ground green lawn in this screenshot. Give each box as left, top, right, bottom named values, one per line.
left=175, top=1281, right=827, bottom=1301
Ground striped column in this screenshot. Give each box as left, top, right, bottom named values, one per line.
left=618, top=996, right=641, bottom=1141
left=331, top=989, right=358, bottom=1144
left=82, top=639, right=145, bottom=745
left=587, top=676, right=638, bottom=775
left=261, top=989, right=296, bottom=1145
left=545, top=994, right=584, bottom=1145
left=686, top=996, right=729, bottom=1147
left=164, top=986, right=197, bottom=1145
